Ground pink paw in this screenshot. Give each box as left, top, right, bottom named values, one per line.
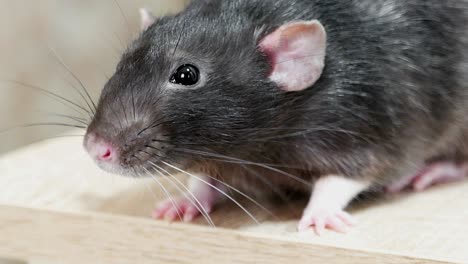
left=152, top=197, right=213, bottom=222
left=298, top=208, right=356, bottom=235
left=387, top=162, right=467, bottom=193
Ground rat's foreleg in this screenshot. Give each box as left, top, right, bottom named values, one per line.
left=298, top=175, right=370, bottom=235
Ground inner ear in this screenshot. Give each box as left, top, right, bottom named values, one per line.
left=139, top=8, right=156, bottom=32
left=259, top=20, right=327, bottom=92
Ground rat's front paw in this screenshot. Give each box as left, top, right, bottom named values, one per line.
left=298, top=207, right=356, bottom=235
left=153, top=197, right=214, bottom=222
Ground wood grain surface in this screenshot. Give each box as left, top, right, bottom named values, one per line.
left=0, top=205, right=449, bottom=264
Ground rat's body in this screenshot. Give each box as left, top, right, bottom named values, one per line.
left=84, top=0, right=468, bottom=233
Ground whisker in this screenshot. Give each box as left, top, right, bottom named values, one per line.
left=251, top=127, right=373, bottom=143
left=48, top=46, right=97, bottom=114
left=3, top=80, right=90, bottom=116
left=137, top=95, right=166, bottom=133
left=118, top=96, right=130, bottom=126
left=98, top=29, right=124, bottom=54
left=138, top=170, right=160, bottom=201
left=57, top=74, right=95, bottom=119
left=0, top=134, right=84, bottom=149
left=173, top=148, right=312, bottom=187
left=22, top=134, right=85, bottom=143
left=150, top=162, right=216, bottom=227
left=161, top=161, right=260, bottom=225
left=202, top=174, right=277, bottom=220
left=131, top=86, right=136, bottom=120
left=110, top=104, right=125, bottom=130
left=112, top=0, right=131, bottom=33
left=0, top=122, right=87, bottom=134
left=43, top=112, right=89, bottom=126
left=131, top=166, right=172, bottom=219
left=143, top=167, right=183, bottom=222
left=43, top=134, right=85, bottom=139
left=145, top=145, right=163, bottom=153
left=112, top=31, right=127, bottom=50
left=138, top=118, right=172, bottom=136
left=241, top=164, right=299, bottom=216
left=172, top=21, right=185, bottom=57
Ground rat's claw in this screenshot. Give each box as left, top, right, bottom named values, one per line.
left=153, top=197, right=215, bottom=223
left=183, top=202, right=213, bottom=222
left=328, top=217, right=348, bottom=233
left=337, top=211, right=357, bottom=226
left=164, top=208, right=181, bottom=221
left=152, top=199, right=177, bottom=220
left=314, top=218, right=326, bottom=236
left=152, top=199, right=183, bottom=221
left=152, top=175, right=220, bottom=223
left=298, top=208, right=355, bottom=235
left=183, top=206, right=200, bottom=222
left=298, top=176, right=368, bottom=235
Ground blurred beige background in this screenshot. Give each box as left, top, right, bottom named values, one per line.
left=0, top=0, right=188, bottom=154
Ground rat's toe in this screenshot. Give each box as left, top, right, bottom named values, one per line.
left=152, top=199, right=177, bottom=219
left=164, top=208, right=181, bottom=221
left=183, top=206, right=201, bottom=222
left=153, top=196, right=214, bottom=223
left=298, top=208, right=355, bottom=235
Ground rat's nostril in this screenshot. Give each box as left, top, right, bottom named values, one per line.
left=95, top=143, right=115, bottom=162
left=101, top=148, right=112, bottom=160
left=86, top=136, right=117, bottom=163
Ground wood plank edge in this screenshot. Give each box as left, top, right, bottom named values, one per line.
left=0, top=205, right=452, bottom=264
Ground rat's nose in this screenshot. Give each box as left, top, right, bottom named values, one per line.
left=85, top=133, right=118, bottom=163
left=92, top=142, right=115, bottom=162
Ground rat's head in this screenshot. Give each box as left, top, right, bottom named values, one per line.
left=84, top=8, right=327, bottom=176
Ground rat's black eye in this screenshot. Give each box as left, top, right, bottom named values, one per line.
left=170, top=64, right=200, bottom=86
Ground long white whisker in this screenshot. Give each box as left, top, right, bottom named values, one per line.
left=48, top=46, right=97, bottom=114
left=202, top=174, right=277, bottom=220
left=151, top=163, right=215, bottom=227
left=161, top=161, right=260, bottom=225
left=112, top=0, right=131, bottom=34
left=134, top=169, right=158, bottom=201
left=150, top=162, right=215, bottom=227
left=173, top=148, right=312, bottom=187
left=241, top=165, right=299, bottom=215
left=143, top=167, right=182, bottom=222
left=3, top=80, right=90, bottom=117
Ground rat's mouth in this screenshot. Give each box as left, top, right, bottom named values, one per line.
left=93, top=157, right=187, bottom=179
left=83, top=130, right=177, bottom=177
left=84, top=138, right=194, bottom=181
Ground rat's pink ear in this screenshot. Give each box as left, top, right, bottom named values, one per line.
left=259, top=20, right=327, bottom=92
left=139, top=8, right=156, bottom=31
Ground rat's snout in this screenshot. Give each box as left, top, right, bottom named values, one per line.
left=83, top=96, right=171, bottom=176
left=84, top=133, right=119, bottom=164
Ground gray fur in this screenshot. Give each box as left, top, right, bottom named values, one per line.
left=86, top=0, right=468, bottom=196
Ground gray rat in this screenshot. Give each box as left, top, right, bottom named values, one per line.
left=84, top=0, right=468, bottom=234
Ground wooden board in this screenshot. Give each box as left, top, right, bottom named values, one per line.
left=0, top=136, right=467, bottom=263
left=0, top=205, right=447, bottom=264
